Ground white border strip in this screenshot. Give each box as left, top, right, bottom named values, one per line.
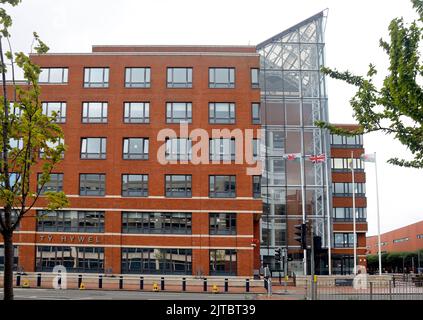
left=30, top=207, right=261, bottom=213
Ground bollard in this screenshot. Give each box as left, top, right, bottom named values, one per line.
left=37, top=273, right=42, bottom=287
left=140, top=276, right=144, bottom=290
left=99, top=275, right=103, bottom=289
left=370, top=282, right=373, bottom=300
left=182, top=278, right=186, bottom=291
left=119, top=276, right=123, bottom=290
left=203, top=278, right=207, bottom=292
left=224, top=278, right=229, bottom=292
left=161, top=277, right=165, bottom=291
left=16, top=274, right=21, bottom=287
left=78, top=274, right=82, bottom=289
left=246, top=279, right=250, bottom=292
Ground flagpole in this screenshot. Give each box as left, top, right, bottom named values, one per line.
left=374, top=152, right=382, bottom=275
left=300, top=154, right=307, bottom=276
left=351, top=151, right=357, bottom=275
left=325, top=154, right=332, bottom=275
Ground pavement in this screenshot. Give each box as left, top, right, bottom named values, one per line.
left=0, top=287, right=307, bottom=300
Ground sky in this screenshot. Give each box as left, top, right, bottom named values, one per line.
left=4, top=0, right=423, bottom=236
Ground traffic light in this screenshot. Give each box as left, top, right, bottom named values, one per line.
left=294, top=223, right=307, bottom=249
left=275, top=247, right=282, bottom=261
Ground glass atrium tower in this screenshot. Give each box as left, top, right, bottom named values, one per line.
left=257, top=11, right=331, bottom=275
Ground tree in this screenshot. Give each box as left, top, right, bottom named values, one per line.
left=0, top=0, right=68, bottom=300
left=317, top=0, right=423, bottom=168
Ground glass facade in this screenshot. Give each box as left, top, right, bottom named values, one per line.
left=257, top=12, right=330, bottom=274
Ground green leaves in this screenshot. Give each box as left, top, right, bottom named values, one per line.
left=319, top=0, right=423, bottom=169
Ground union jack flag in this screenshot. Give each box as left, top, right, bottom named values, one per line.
left=308, top=153, right=326, bottom=163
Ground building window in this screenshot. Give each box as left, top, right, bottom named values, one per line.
left=42, top=102, right=66, bottom=123
left=393, top=237, right=409, bottom=243
left=252, top=103, right=260, bottom=124
left=209, top=102, right=235, bottom=124
left=122, top=174, right=148, bottom=197
left=332, top=207, right=367, bottom=222
left=209, top=138, right=235, bottom=161
left=417, top=234, right=423, bottom=239
left=125, top=67, right=150, bottom=88
left=165, top=175, right=192, bottom=198
left=37, top=173, right=63, bottom=194
left=251, top=68, right=259, bottom=88
left=36, top=246, right=104, bottom=273
left=209, top=249, right=237, bottom=276
left=83, top=67, right=109, bottom=88
left=334, top=233, right=357, bottom=248
left=0, top=210, right=20, bottom=232
left=209, top=68, right=235, bottom=88
left=332, top=183, right=366, bottom=196
left=331, top=158, right=364, bottom=171
left=209, top=213, right=236, bottom=235
left=79, top=174, right=105, bottom=196
left=165, top=138, right=192, bottom=161
left=39, top=68, right=68, bottom=84
left=167, top=68, right=192, bottom=88
left=80, top=138, right=107, bottom=159
left=82, top=102, right=108, bottom=123
left=122, top=212, right=192, bottom=234
left=36, top=210, right=105, bottom=233
left=0, top=245, right=19, bottom=271
left=166, top=102, right=192, bottom=123
left=124, top=102, right=150, bottom=123
left=121, top=248, right=192, bottom=275
left=123, top=138, right=149, bottom=159
left=330, top=134, right=363, bottom=147
left=209, top=175, right=236, bottom=198
left=39, top=139, right=64, bottom=159
left=253, top=176, right=261, bottom=198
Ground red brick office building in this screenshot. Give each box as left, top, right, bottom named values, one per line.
left=330, top=124, right=368, bottom=274
left=367, top=220, right=423, bottom=254
left=2, top=45, right=263, bottom=277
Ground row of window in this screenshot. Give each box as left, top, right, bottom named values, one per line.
left=34, top=246, right=237, bottom=275
left=332, top=182, right=366, bottom=196
left=38, top=101, right=261, bottom=125
left=38, top=174, right=262, bottom=198
left=39, top=67, right=260, bottom=90
left=36, top=211, right=239, bottom=235
left=42, top=137, right=260, bottom=161
left=332, top=207, right=367, bottom=221
left=333, top=233, right=359, bottom=248
left=331, top=158, right=365, bottom=171
left=330, top=134, right=363, bottom=147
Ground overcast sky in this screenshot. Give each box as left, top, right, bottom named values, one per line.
left=4, top=0, right=423, bottom=236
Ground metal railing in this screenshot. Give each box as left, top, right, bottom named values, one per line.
left=304, top=276, right=423, bottom=300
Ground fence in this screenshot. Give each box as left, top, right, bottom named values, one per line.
left=0, top=272, right=271, bottom=294
left=304, top=276, right=423, bottom=300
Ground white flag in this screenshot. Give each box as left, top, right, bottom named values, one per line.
left=361, top=153, right=376, bottom=162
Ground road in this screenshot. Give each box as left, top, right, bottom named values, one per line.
left=0, top=288, right=259, bottom=300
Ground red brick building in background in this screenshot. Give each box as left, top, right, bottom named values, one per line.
left=367, top=220, right=423, bottom=254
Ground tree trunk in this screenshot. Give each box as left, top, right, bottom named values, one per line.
left=2, top=231, right=14, bottom=300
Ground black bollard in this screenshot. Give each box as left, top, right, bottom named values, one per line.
left=161, top=277, right=165, bottom=291
left=182, top=278, right=186, bottom=291
left=119, top=276, right=123, bottom=289
left=203, top=278, right=207, bottom=292
left=99, top=275, right=103, bottom=289
left=140, top=276, right=144, bottom=290
left=16, top=274, right=21, bottom=286
left=224, top=278, right=229, bottom=292
left=78, top=274, right=82, bottom=288
left=37, top=273, right=42, bottom=287
left=246, top=279, right=250, bottom=292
